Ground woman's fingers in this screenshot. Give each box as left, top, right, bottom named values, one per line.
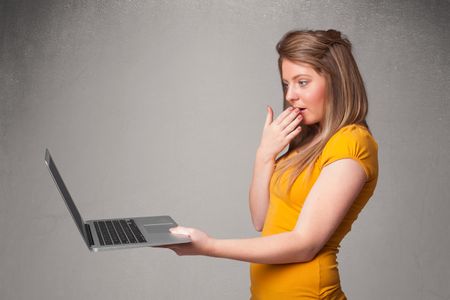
left=285, top=124, right=302, bottom=141
left=282, top=114, right=302, bottom=135
left=274, top=107, right=296, bottom=125
left=170, top=226, right=192, bottom=236
left=270, top=107, right=302, bottom=137
left=278, top=108, right=301, bottom=130
left=259, top=105, right=303, bottom=160
left=264, top=106, right=273, bottom=128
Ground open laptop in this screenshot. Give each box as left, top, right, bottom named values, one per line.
left=44, top=149, right=191, bottom=252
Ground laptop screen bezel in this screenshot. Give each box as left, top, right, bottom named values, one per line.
left=45, top=149, right=91, bottom=249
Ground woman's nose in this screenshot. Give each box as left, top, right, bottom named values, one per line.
left=285, top=85, right=300, bottom=104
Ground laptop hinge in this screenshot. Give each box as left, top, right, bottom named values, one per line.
left=85, top=223, right=94, bottom=247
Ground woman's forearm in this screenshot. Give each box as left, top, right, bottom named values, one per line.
left=248, top=149, right=276, bottom=231
left=208, top=231, right=316, bottom=264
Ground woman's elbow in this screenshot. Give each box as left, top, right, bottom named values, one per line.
left=291, top=233, right=322, bottom=262
left=301, top=247, right=319, bottom=262
left=251, top=215, right=265, bottom=232
left=253, top=223, right=263, bottom=232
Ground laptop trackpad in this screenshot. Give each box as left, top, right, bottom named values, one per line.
left=143, top=223, right=174, bottom=233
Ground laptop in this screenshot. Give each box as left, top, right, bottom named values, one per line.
left=44, top=149, right=191, bottom=252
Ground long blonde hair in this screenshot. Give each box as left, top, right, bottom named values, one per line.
left=273, top=29, right=369, bottom=195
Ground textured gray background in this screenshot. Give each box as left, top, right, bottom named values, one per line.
left=1, top=0, right=449, bottom=299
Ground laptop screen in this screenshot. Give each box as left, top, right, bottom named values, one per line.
left=45, top=149, right=90, bottom=248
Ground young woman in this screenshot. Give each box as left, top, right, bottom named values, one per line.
left=162, top=29, right=378, bottom=299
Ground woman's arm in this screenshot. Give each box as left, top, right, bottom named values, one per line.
left=248, top=150, right=275, bottom=232
left=249, top=106, right=302, bottom=231
left=167, top=158, right=367, bottom=264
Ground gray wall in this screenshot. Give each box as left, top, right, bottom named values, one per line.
left=1, top=1, right=449, bottom=299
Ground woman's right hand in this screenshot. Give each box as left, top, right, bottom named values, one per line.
left=257, top=106, right=303, bottom=162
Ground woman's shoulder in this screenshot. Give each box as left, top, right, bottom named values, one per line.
left=320, top=124, right=378, bottom=180
left=327, top=124, right=377, bottom=149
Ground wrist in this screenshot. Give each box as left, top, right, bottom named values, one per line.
left=207, top=238, right=219, bottom=257
left=256, top=148, right=276, bottom=165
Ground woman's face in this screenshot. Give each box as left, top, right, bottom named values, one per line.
left=281, top=59, right=328, bottom=126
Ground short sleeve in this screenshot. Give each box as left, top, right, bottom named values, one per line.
left=318, top=125, right=378, bottom=181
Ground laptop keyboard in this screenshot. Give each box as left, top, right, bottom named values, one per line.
left=93, top=219, right=147, bottom=246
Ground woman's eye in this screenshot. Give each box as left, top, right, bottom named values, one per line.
left=282, top=83, right=288, bottom=91
left=299, top=80, right=308, bottom=86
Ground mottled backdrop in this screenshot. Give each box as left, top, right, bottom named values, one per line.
left=1, top=1, right=449, bottom=299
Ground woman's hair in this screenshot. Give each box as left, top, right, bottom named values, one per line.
left=273, top=29, right=369, bottom=195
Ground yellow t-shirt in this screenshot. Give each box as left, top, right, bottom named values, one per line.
left=250, top=124, right=378, bottom=300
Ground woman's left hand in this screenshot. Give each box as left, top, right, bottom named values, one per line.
left=160, top=226, right=216, bottom=256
